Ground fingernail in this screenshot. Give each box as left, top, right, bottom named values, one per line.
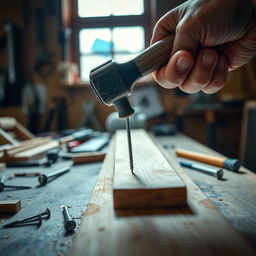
left=202, top=52, right=216, bottom=67
left=176, top=57, right=192, bottom=73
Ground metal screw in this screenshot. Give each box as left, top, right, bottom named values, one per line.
left=2, top=208, right=50, bottom=228
left=0, top=176, right=32, bottom=192
left=62, top=206, right=76, bottom=232
left=2, top=215, right=42, bottom=228
left=38, top=166, right=71, bottom=186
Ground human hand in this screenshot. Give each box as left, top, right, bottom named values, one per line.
left=151, top=0, right=256, bottom=93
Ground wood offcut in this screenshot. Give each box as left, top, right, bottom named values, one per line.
left=113, top=130, right=187, bottom=209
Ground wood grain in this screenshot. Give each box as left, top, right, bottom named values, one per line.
left=0, top=141, right=59, bottom=162
left=0, top=200, right=21, bottom=213
left=113, top=130, right=186, bottom=209
left=70, top=132, right=255, bottom=256
left=72, top=152, right=106, bottom=165
left=134, top=34, right=175, bottom=76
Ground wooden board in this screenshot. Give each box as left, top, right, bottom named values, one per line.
left=70, top=132, right=255, bottom=256
left=0, top=200, right=21, bottom=214
left=0, top=141, right=59, bottom=162
left=113, top=130, right=186, bottom=209
left=72, top=152, right=106, bottom=165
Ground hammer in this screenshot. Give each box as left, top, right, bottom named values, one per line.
left=90, top=34, right=175, bottom=118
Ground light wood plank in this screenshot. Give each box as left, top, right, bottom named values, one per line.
left=113, top=130, right=186, bottom=209
left=0, top=141, right=59, bottom=162
left=70, top=132, right=255, bottom=256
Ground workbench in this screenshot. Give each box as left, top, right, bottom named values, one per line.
left=0, top=133, right=255, bottom=255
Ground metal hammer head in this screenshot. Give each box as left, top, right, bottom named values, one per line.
left=90, top=60, right=141, bottom=118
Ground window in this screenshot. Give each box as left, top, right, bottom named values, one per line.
left=68, top=0, right=156, bottom=82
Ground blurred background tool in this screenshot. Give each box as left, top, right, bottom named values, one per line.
left=176, top=148, right=240, bottom=172
left=179, top=161, right=224, bottom=179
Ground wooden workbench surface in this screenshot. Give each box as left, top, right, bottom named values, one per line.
left=0, top=133, right=255, bottom=255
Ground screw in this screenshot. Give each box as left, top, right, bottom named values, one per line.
left=0, top=175, right=32, bottom=192
left=62, top=206, right=76, bottom=232
left=2, top=215, right=42, bottom=228
left=38, top=166, right=71, bottom=186
left=2, top=208, right=50, bottom=228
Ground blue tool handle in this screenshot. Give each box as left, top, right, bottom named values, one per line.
left=179, top=161, right=192, bottom=168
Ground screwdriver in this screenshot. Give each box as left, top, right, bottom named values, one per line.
left=126, top=118, right=134, bottom=173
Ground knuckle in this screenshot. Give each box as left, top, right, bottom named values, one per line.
left=193, top=77, right=209, bottom=86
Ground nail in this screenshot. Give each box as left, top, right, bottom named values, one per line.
left=176, top=57, right=192, bottom=73
left=202, top=52, right=216, bottom=67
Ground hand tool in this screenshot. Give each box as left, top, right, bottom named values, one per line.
left=2, top=208, right=50, bottom=228
left=0, top=175, right=32, bottom=192
left=179, top=161, right=224, bottom=180
left=176, top=149, right=240, bottom=172
left=38, top=165, right=71, bottom=186
left=62, top=206, right=76, bottom=232
left=90, top=34, right=175, bottom=173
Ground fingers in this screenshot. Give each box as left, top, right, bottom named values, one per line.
left=179, top=48, right=218, bottom=93
left=201, top=55, right=228, bottom=94
left=220, top=25, right=256, bottom=71
left=152, top=50, right=194, bottom=89
left=153, top=48, right=229, bottom=94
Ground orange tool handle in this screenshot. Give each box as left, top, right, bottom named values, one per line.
left=175, top=149, right=240, bottom=172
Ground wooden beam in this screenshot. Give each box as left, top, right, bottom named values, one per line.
left=113, top=130, right=186, bottom=209
left=0, top=141, right=59, bottom=162
left=0, top=200, right=21, bottom=214
left=72, top=152, right=106, bottom=165
left=70, top=133, right=255, bottom=256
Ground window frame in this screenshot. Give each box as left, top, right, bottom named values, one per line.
left=67, top=0, right=157, bottom=79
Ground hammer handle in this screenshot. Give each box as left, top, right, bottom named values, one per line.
left=176, top=149, right=225, bottom=168
left=134, top=34, right=175, bottom=76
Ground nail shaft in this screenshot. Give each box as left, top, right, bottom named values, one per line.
left=2, top=208, right=50, bottom=228
left=126, top=118, right=134, bottom=173
left=0, top=175, right=32, bottom=191
left=38, top=166, right=71, bottom=185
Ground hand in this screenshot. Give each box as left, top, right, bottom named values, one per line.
left=151, top=0, right=256, bottom=94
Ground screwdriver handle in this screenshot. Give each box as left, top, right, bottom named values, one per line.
left=176, top=149, right=240, bottom=172
left=134, top=34, right=175, bottom=76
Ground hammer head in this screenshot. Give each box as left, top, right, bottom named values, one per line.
left=90, top=60, right=140, bottom=118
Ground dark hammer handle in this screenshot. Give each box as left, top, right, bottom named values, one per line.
left=134, top=34, right=175, bottom=76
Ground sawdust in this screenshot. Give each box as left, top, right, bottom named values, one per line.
left=84, top=203, right=100, bottom=216
left=199, top=199, right=217, bottom=210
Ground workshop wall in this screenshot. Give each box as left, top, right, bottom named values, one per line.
left=0, top=0, right=255, bottom=158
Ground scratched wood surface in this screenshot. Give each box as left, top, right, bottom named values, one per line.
left=113, top=130, right=186, bottom=209
left=70, top=132, right=255, bottom=256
